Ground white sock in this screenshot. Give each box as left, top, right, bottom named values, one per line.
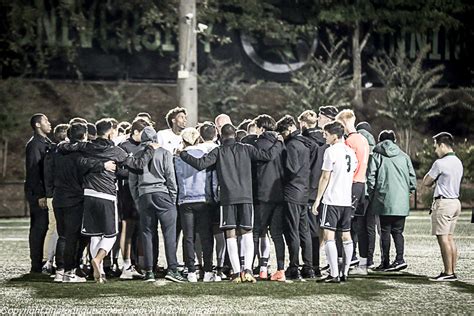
left=123, top=258, right=131, bottom=270
left=359, top=257, right=367, bottom=267
left=239, top=235, right=245, bottom=271
left=325, top=240, right=339, bottom=278
left=242, top=233, right=254, bottom=271
left=226, top=238, right=240, bottom=274
left=214, top=233, right=226, bottom=267
left=343, top=240, right=354, bottom=277
left=259, top=236, right=270, bottom=262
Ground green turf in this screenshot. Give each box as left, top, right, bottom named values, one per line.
left=0, top=211, right=473, bottom=314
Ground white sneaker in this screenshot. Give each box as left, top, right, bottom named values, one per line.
left=54, top=269, right=65, bottom=283
left=203, top=272, right=215, bottom=282
left=187, top=272, right=198, bottom=283
left=63, top=271, right=87, bottom=283
left=120, top=266, right=144, bottom=280
left=350, top=265, right=368, bottom=275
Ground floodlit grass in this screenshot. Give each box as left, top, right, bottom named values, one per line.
left=0, top=211, right=473, bottom=314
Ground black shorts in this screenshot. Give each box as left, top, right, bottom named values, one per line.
left=82, top=196, right=118, bottom=237
left=319, top=203, right=352, bottom=232
left=220, top=203, right=254, bottom=230
left=352, top=182, right=367, bottom=217
left=209, top=203, right=220, bottom=225
left=118, top=183, right=139, bottom=220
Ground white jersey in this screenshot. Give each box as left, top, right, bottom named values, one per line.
left=321, top=141, right=357, bottom=207
left=193, top=141, right=218, bottom=154
left=157, top=129, right=182, bottom=154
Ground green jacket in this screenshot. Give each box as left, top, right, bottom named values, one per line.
left=367, top=140, right=416, bottom=216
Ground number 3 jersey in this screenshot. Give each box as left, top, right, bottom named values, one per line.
left=321, top=141, right=358, bottom=207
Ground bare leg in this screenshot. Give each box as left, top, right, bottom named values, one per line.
left=437, top=235, right=453, bottom=275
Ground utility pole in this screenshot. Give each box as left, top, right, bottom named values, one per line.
left=177, top=0, right=198, bottom=126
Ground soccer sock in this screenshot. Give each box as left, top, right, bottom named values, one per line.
left=226, top=237, right=241, bottom=274
left=214, top=232, right=226, bottom=268
left=343, top=240, right=354, bottom=277
left=359, top=257, right=367, bottom=267
left=239, top=235, right=245, bottom=271
left=325, top=240, right=339, bottom=278
left=242, top=233, right=254, bottom=271
left=259, top=236, right=270, bottom=267
left=123, top=258, right=131, bottom=270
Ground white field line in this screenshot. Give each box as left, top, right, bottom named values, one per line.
left=0, top=226, right=29, bottom=229
left=0, top=238, right=28, bottom=241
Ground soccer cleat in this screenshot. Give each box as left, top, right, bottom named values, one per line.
left=63, top=271, right=87, bottom=283
left=384, top=260, right=408, bottom=272
left=429, top=272, right=458, bottom=282
left=203, top=272, right=215, bottom=282
left=340, top=275, right=348, bottom=282
left=241, top=269, right=257, bottom=283
left=230, top=273, right=242, bottom=283
left=350, top=265, right=368, bottom=275
left=313, top=267, right=322, bottom=278
left=270, top=270, right=286, bottom=282
left=165, top=270, right=187, bottom=283
left=53, top=269, right=64, bottom=283
left=143, top=271, right=156, bottom=282
left=373, top=263, right=389, bottom=272
left=350, top=258, right=360, bottom=267
left=320, top=264, right=330, bottom=271
left=187, top=272, right=198, bottom=283
left=301, top=267, right=316, bottom=279
left=286, top=269, right=303, bottom=281
left=324, top=275, right=341, bottom=283
left=42, top=261, right=53, bottom=275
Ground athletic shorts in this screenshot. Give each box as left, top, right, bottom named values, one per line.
left=220, top=203, right=254, bottom=230
left=431, top=198, right=461, bottom=235
left=82, top=195, right=118, bottom=238
left=352, top=182, right=367, bottom=217
left=319, top=203, right=352, bottom=232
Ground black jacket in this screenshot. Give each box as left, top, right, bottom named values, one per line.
left=43, top=143, right=57, bottom=198
left=255, top=132, right=285, bottom=203
left=180, top=137, right=282, bottom=205
left=58, top=138, right=154, bottom=196
left=301, top=128, right=329, bottom=202
left=117, top=137, right=142, bottom=181
left=241, top=134, right=259, bottom=200
left=283, top=130, right=312, bottom=204
left=25, top=133, right=52, bottom=199
left=44, top=145, right=105, bottom=208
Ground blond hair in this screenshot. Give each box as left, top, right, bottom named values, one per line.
left=298, top=110, right=318, bottom=127
left=335, top=109, right=356, bottom=122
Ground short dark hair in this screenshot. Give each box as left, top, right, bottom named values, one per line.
left=131, top=118, right=149, bottom=134
left=118, top=121, right=131, bottom=134
left=199, top=122, right=216, bottom=141
left=30, top=113, right=45, bottom=130
left=68, top=117, right=88, bottom=125
left=254, top=114, right=276, bottom=132
left=323, top=121, right=345, bottom=138
left=53, top=124, right=69, bottom=142
left=220, top=123, right=236, bottom=139
left=107, top=118, right=119, bottom=129
left=95, top=119, right=113, bottom=136
left=87, top=123, right=97, bottom=137
left=136, top=112, right=152, bottom=120
left=69, top=123, right=88, bottom=142
left=236, top=129, right=247, bottom=142
left=275, top=115, right=296, bottom=134
left=166, top=107, right=187, bottom=129
left=378, top=130, right=396, bottom=142
left=237, top=119, right=252, bottom=132
left=433, top=132, right=454, bottom=148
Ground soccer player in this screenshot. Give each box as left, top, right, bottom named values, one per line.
left=336, top=109, right=370, bottom=274
left=423, top=132, right=463, bottom=282
left=276, top=115, right=313, bottom=280
left=25, top=113, right=52, bottom=274
left=366, top=130, right=416, bottom=272
left=157, top=107, right=187, bottom=154
left=312, top=121, right=357, bottom=283
left=180, top=123, right=282, bottom=283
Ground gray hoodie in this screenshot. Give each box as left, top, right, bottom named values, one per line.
left=129, top=126, right=177, bottom=203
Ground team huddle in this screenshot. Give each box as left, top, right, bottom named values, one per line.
left=24, top=106, right=464, bottom=284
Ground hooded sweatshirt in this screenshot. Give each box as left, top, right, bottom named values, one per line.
left=301, top=128, right=328, bottom=202
left=367, top=140, right=416, bottom=216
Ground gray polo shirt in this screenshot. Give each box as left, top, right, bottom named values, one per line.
left=427, top=153, right=463, bottom=198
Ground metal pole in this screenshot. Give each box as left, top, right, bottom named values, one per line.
left=177, top=0, right=198, bottom=127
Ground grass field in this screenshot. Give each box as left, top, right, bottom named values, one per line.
left=0, top=212, right=473, bottom=314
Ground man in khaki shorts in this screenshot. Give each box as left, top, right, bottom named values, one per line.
left=423, top=132, right=463, bottom=282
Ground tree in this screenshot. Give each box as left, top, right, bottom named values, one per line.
left=369, top=46, right=453, bottom=155
left=280, top=33, right=352, bottom=116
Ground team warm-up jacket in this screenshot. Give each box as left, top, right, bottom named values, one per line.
left=255, top=131, right=285, bottom=203
left=180, top=137, right=282, bottom=206
left=43, top=143, right=57, bottom=199
left=25, top=133, right=52, bottom=199
left=117, top=137, right=142, bottom=180
left=282, top=130, right=312, bottom=205
left=58, top=138, right=154, bottom=196
left=301, top=128, right=328, bottom=202
left=241, top=134, right=259, bottom=200
left=44, top=143, right=105, bottom=208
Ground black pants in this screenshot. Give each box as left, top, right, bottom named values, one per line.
left=28, top=195, right=49, bottom=272
left=380, top=215, right=406, bottom=264
left=139, top=192, right=178, bottom=272
left=254, top=202, right=286, bottom=271
left=178, top=202, right=214, bottom=272
left=305, top=203, right=320, bottom=269
left=285, top=202, right=312, bottom=269
left=54, top=204, right=84, bottom=271
left=366, top=206, right=380, bottom=264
